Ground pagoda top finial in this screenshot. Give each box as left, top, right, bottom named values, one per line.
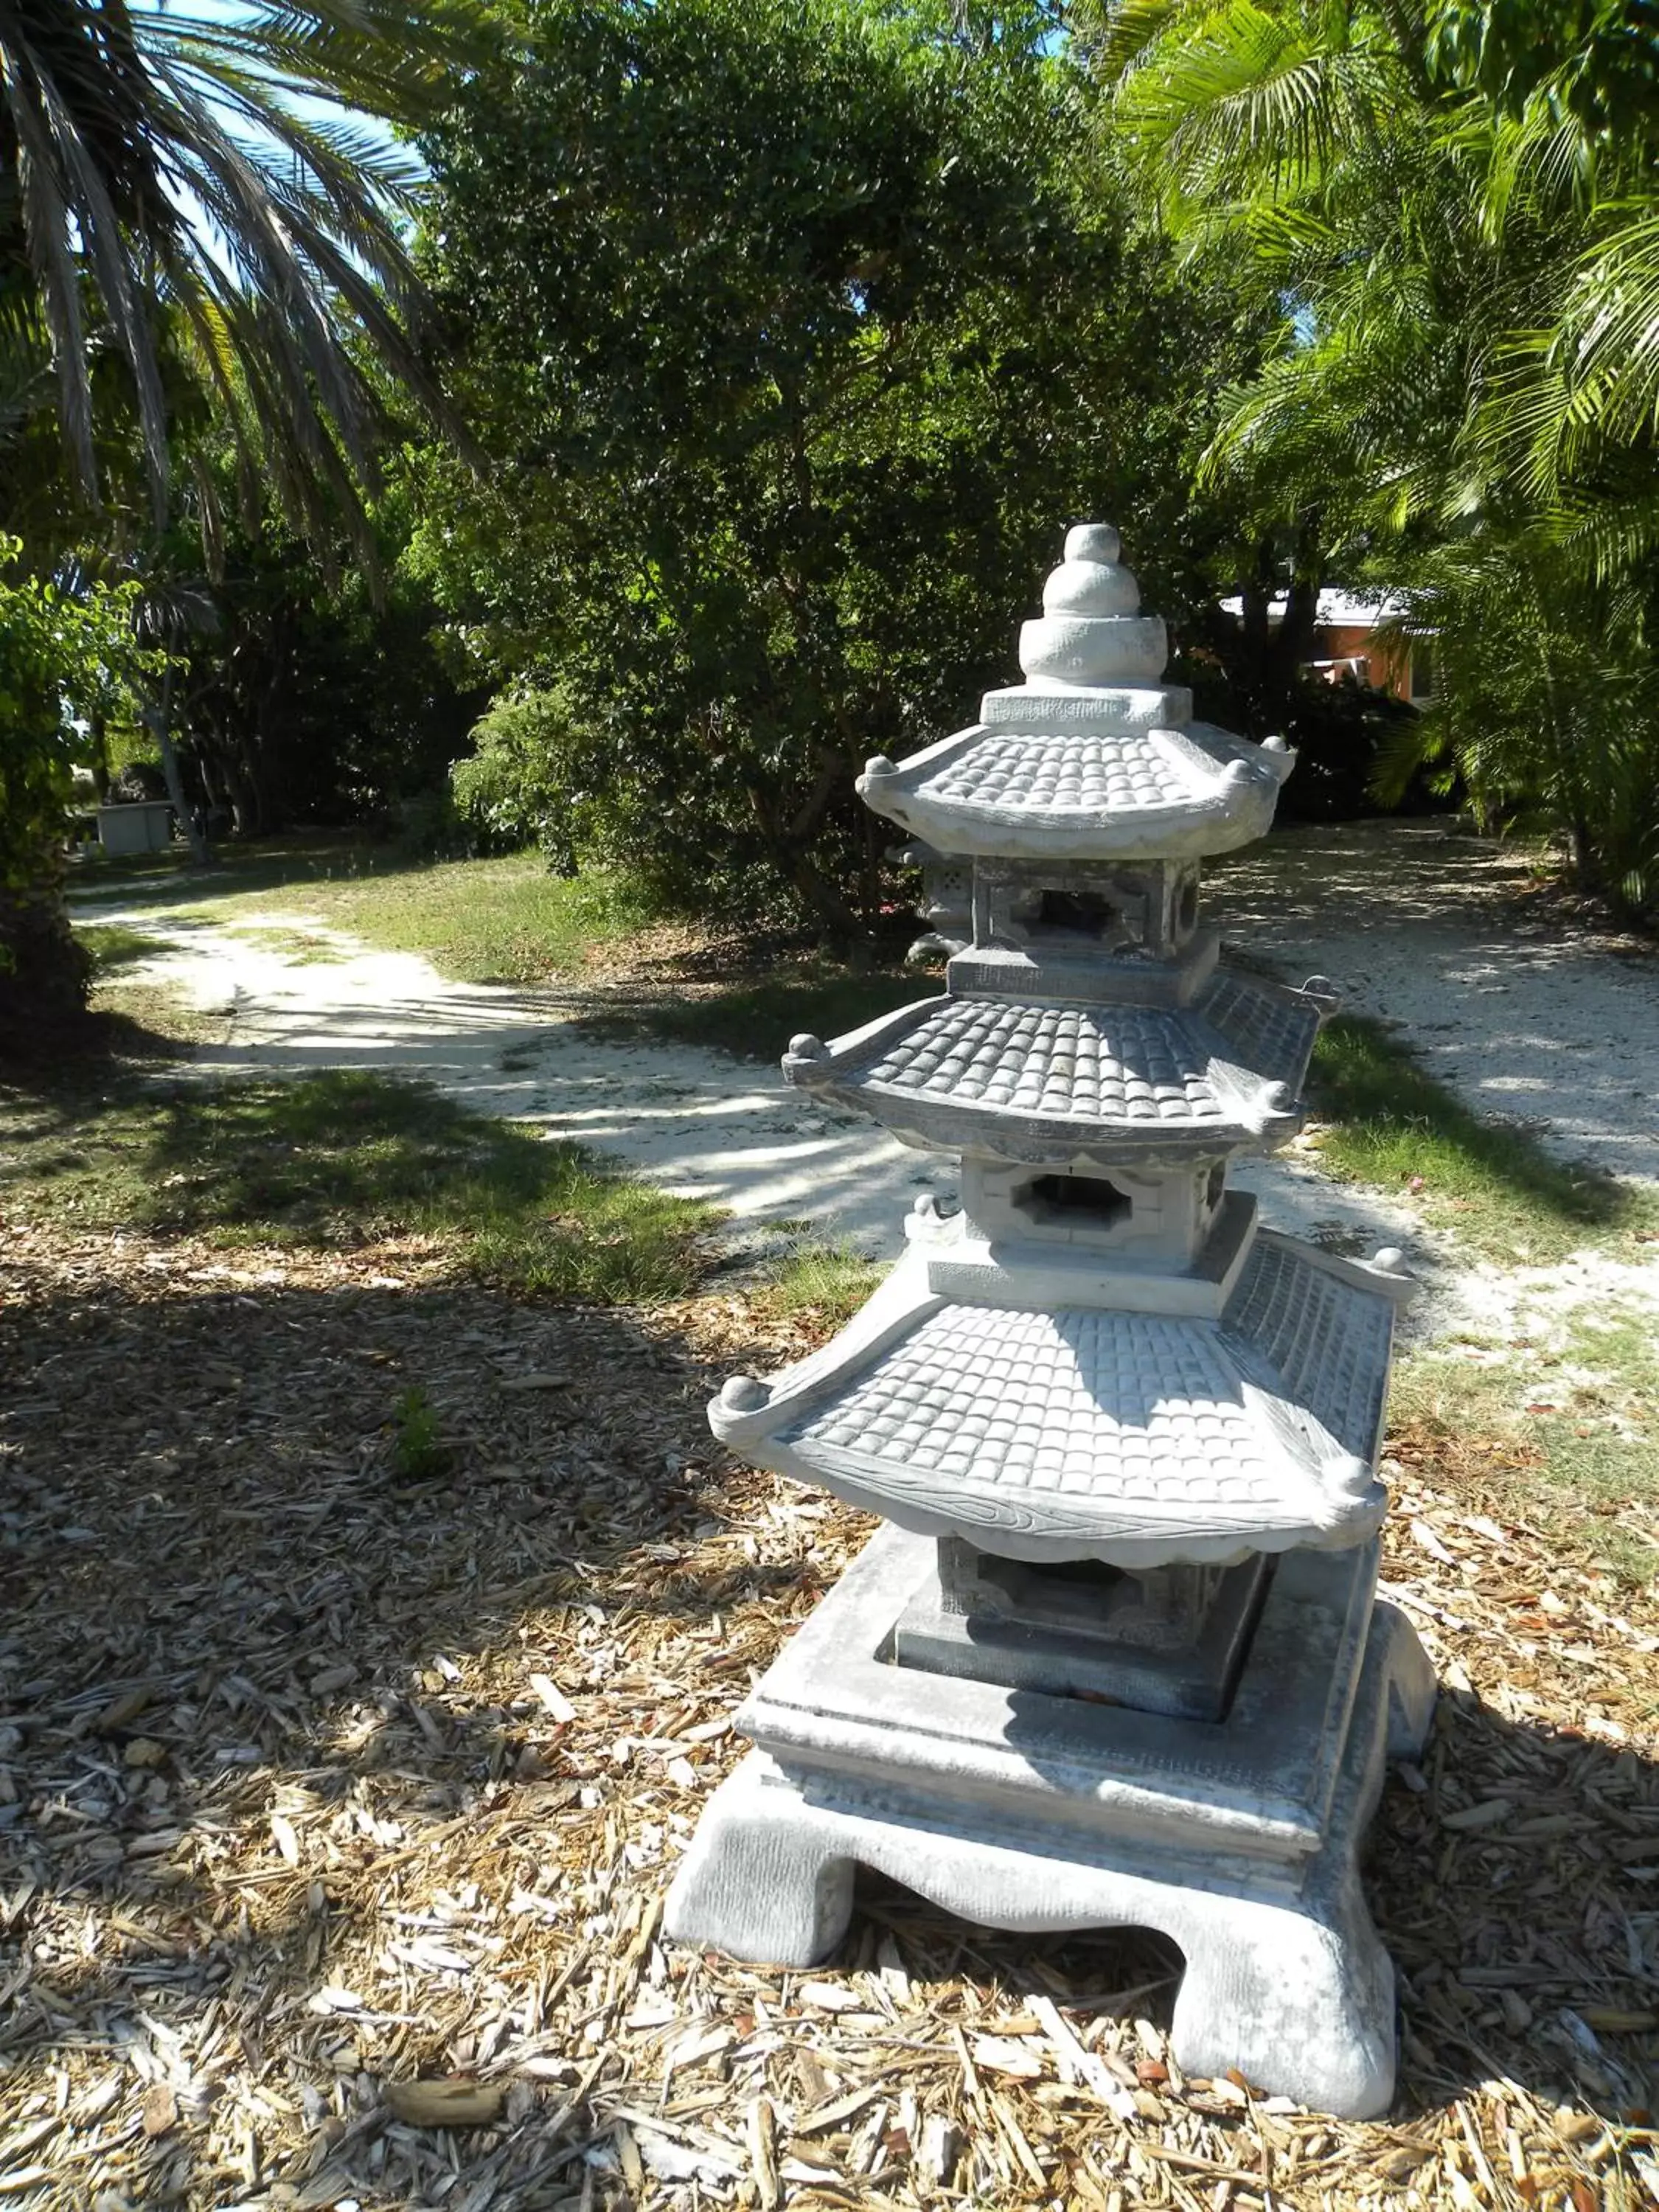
left=1018, top=519, right=1164, bottom=687
left=1048, top=523, right=1129, bottom=602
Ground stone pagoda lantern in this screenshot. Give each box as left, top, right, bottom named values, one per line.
left=665, top=526, right=1433, bottom=2118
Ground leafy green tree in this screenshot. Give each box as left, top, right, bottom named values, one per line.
left=411, top=0, right=1225, bottom=936
left=0, top=538, right=166, bottom=1024
left=0, top=0, right=479, bottom=520
left=451, top=690, right=586, bottom=861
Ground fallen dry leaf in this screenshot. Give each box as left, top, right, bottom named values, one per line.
left=383, top=2078, right=506, bottom=2128
left=139, top=2084, right=177, bottom=2140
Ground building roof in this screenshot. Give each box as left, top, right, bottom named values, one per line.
left=1217, top=588, right=1408, bottom=627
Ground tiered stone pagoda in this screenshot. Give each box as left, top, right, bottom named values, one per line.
left=665, top=526, right=1433, bottom=2118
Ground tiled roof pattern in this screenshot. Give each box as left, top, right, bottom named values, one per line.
left=1224, top=1240, right=1391, bottom=1461
left=1197, top=973, right=1321, bottom=1093
left=858, top=1000, right=1227, bottom=1124
left=787, top=1305, right=1284, bottom=1509
left=916, top=731, right=1197, bottom=814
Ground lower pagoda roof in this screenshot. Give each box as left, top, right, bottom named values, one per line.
left=709, top=1234, right=1399, bottom=1571
left=784, top=970, right=1322, bottom=1162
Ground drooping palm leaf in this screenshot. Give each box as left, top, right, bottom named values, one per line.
left=0, top=0, right=484, bottom=521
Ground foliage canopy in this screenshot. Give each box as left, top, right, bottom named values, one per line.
left=411, top=0, right=1232, bottom=935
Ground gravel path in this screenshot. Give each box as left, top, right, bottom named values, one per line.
left=74, top=824, right=1658, bottom=1334
left=1207, top=822, right=1659, bottom=1184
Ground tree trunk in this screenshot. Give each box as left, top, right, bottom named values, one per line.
left=787, top=847, right=869, bottom=950
left=148, top=662, right=212, bottom=868
left=0, top=831, right=89, bottom=1038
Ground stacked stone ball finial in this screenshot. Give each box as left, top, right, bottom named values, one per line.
left=665, top=525, right=1433, bottom=2119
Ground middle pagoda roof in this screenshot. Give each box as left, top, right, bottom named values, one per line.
left=783, top=968, right=1325, bottom=1164
left=858, top=524, right=1294, bottom=863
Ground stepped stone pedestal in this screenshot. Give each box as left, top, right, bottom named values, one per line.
left=664, top=525, right=1433, bottom=2119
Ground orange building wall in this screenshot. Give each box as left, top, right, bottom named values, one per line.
left=1312, top=622, right=1416, bottom=701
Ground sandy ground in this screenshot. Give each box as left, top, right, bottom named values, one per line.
left=72, top=821, right=1659, bottom=1340
left=1207, top=823, right=1659, bottom=1185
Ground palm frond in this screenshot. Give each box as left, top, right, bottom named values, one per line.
left=0, top=0, right=487, bottom=523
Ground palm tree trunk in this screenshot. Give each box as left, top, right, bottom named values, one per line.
left=146, top=661, right=212, bottom=868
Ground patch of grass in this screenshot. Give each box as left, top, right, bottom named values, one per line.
left=578, top=956, right=932, bottom=1060
left=72, top=836, right=656, bottom=987
left=246, top=855, right=650, bottom=984
left=392, top=1385, right=453, bottom=1482
left=753, top=1242, right=886, bottom=1328
left=0, top=1068, right=719, bottom=1303
left=222, top=921, right=347, bottom=965
left=1307, top=1014, right=1658, bottom=1260
left=75, top=922, right=168, bottom=974
left=1392, top=1311, right=1659, bottom=1580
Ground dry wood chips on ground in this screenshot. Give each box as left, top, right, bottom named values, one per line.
left=3, top=1222, right=1658, bottom=2211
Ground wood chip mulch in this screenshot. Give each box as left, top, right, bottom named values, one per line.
left=2, top=1220, right=1658, bottom=2211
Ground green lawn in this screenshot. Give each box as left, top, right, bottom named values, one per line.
left=1393, top=1314, right=1659, bottom=1584
left=70, top=838, right=653, bottom=986
left=1306, top=1015, right=1658, bottom=1264
left=574, top=953, right=930, bottom=1057
left=1, top=1067, right=719, bottom=1304
left=76, top=919, right=171, bottom=973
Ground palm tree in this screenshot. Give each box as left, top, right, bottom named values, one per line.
left=0, top=0, right=479, bottom=521
left=0, top=0, right=481, bottom=1026
left=1075, top=0, right=1659, bottom=918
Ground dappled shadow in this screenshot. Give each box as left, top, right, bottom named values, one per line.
left=570, top=961, right=923, bottom=1063
left=70, top=911, right=964, bottom=1259
left=3, top=1233, right=1657, bottom=2205
left=1209, top=823, right=1659, bottom=1184
left=790, top=1691, right=1659, bottom=2148
left=0, top=1250, right=793, bottom=2205
left=0, top=1068, right=714, bottom=1306
left=63, top=835, right=409, bottom=917
left=60, top=907, right=1433, bottom=1269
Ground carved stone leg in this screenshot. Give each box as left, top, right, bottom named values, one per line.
left=1165, top=1595, right=1432, bottom=2114
left=664, top=1592, right=1432, bottom=2118
left=1167, top=1860, right=1397, bottom=2118
left=667, top=1753, right=1401, bottom=2115
left=663, top=1753, right=857, bottom=1966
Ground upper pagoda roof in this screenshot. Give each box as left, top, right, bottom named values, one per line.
left=860, top=717, right=1290, bottom=862
left=858, top=524, right=1294, bottom=862
left=709, top=1233, right=1402, bottom=1571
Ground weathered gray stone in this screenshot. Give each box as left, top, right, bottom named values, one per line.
left=664, top=1526, right=1433, bottom=2118
left=708, top=1236, right=1400, bottom=1571
left=672, top=524, right=1436, bottom=2121
left=894, top=1539, right=1270, bottom=1718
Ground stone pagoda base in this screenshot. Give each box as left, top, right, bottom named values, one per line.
left=664, top=1527, right=1433, bottom=2119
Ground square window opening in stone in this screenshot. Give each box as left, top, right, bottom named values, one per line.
left=1034, top=888, right=1121, bottom=939
left=1015, top=1172, right=1134, bottom=1234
